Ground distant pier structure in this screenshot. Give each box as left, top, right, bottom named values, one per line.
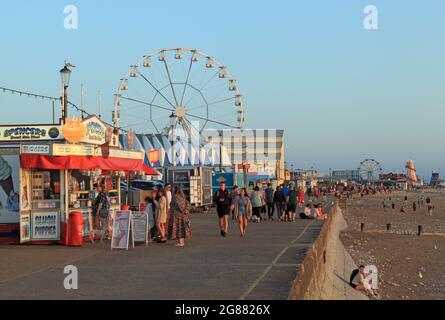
left=430, top=171, right=441, bottom=187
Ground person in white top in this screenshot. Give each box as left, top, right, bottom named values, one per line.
left=165, top=183, right=172, bottom=209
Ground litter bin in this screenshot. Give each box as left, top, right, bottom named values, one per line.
left=68, top=211, right=83, bottom=247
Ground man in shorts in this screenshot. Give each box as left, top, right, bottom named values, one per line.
left=214, top=182, right=232, bottom=237
left=286, top=184, right=298, bottom=222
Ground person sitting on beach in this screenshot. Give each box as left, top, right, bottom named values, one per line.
left=351, top=265, right=379, bottom=299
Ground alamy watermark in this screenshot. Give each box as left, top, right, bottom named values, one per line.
left=364, top=265, right=379, bottom=289
left=163, top=121, right=281, bottom=166
left=64, top=5, right=78, bottom=30
left=63, top=265, right=78, bottom=290
left=363, top=5, right=379, bottom=30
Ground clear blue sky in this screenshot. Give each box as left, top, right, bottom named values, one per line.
left=0, top=0, right=444, bottom=179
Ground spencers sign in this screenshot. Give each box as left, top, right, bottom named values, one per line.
left=0, top=125, right=62, bottom=141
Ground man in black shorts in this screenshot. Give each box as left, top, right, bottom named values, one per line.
left=214, top=182, right=231, bottom=237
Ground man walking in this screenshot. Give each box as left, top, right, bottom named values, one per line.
left=214, top=182, right=231, bottom=237
left=265, top=183, right=275, bottom=221
left=286, top=184, right=298, bottom=222
left=274, top=185, right=286, bottom=221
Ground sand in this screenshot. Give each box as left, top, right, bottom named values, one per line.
left=340, top=190, right=445, bottom=300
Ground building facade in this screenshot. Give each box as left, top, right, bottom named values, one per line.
left=120, top=129, right=286, bottom=180
left=332, top=170, right=360, bottom=181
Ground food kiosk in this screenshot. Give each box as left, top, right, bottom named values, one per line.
left=0, top=115, right=158, bottom=245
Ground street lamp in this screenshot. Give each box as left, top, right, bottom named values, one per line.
left=291, top=164, right=294, bottom=181
left=219, top=130, right=223, bottom=172
left=60, top=62, right=73, bottom=124
left=169, top=113, right=178, bottom=167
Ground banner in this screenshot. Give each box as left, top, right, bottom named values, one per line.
left=148, top=149, right=160, bottom=163
left=0, top=148, right=20, bottom=224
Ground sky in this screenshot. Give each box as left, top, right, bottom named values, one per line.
left=0, top=0, right=444, bottom=179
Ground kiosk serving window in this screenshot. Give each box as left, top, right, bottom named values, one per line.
left=68, top=170, right=94, bottom=209
left=31, top=169, right=61, bottom=210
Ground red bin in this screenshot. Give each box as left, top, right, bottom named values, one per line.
left=68, top=212, right=84, bottom=247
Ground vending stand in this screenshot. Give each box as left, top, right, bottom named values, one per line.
left=0, top=115, right=158, bottom=245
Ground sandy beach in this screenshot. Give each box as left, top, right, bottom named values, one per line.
left=340, top=190, right=445, bottom=300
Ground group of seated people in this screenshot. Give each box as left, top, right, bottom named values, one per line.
left=299, top=203, right=328, bottom=220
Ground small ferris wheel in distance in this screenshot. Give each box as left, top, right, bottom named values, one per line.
left=358, top=159, right=383, bottom=182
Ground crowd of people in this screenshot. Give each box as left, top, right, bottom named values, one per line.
left=91, top=183, right=193, bottom=247
left=90, top=181, right=340, bottom=247
left=213, top=182, right=329, bottom=238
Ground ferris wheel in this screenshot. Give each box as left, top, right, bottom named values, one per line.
left=358, top=159, right=383, bottom=182
left=113, top=48, right=245, bottom=136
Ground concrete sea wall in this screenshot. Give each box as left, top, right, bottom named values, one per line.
left=288, top=202, right=368, bottom=300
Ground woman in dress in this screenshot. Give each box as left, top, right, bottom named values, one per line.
left=235, top=188, right=252, bottom=237
left=155, top=188, right=168, bottom=243
left=168, top=186, right=192, bottom=247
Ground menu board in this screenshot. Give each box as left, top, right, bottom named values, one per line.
left=131, top=212, right=148, bottom=246
left=111, top=210, right=131, bottom=250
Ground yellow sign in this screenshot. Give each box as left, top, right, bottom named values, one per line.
left=53, top=144, right=95, bottom=156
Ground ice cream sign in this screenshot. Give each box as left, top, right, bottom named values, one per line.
left=0, top=125, right=62, bottom=141
left=80, top=116, right=106, bottom=145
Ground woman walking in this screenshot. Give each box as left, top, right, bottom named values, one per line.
left=250, top=186, right=264, bottom=223
left=168, top=186, right=192, bottom=247
left=235, top=188, right=252, bottom=237
left=156, top=188, right=168, bottom=243
left=92, top=184, right=110, bottom=243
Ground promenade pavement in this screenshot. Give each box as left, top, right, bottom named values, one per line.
left=0, top=211, right=325, bottom=300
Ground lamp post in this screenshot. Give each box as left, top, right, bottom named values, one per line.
left=59, top=62, right=73, bottom=124
left=169, top=113, right=178, bottom=168
left=219, top=130, right=223, bottom=172
left=291, top=164, right=294, bottom=181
